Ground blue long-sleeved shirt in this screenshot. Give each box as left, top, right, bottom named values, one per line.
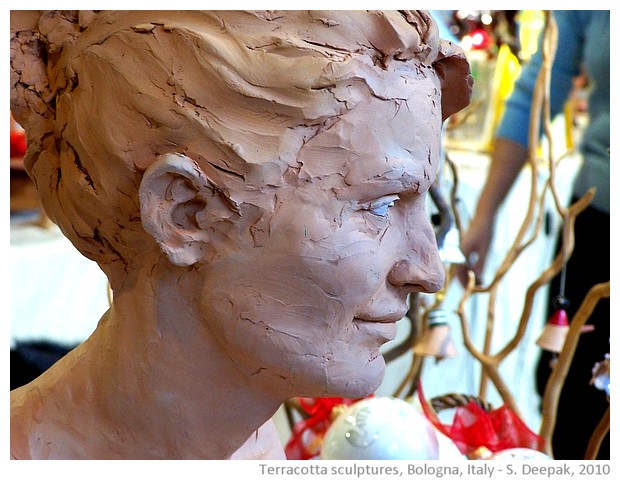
left=496, top=10, right=610, bottom=213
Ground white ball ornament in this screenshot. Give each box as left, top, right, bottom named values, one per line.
left=320, top=397, right=440, bottom=460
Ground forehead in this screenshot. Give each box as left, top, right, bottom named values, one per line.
left=296, top=71, right=442, bottom=199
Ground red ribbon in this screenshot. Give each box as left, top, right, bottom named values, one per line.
left=284, top=396, right=370, bottom=460
left=418, top=382, right=544, bottom=456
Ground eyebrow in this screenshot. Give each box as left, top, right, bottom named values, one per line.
left=334, top=175, right=424, bottom=202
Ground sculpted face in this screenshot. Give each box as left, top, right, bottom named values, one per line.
left=11, top=9, right=471, bottom=401
left=200, top=70, right=444, bottom=398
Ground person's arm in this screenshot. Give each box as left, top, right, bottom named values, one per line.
left=470, top=138, right=529, bottom=224
left=458, top=138, right=527, bottom=285
left=457, top=11, right=583, bottom=286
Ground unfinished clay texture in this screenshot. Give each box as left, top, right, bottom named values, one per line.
left=10, top=10, right=472, bottom=459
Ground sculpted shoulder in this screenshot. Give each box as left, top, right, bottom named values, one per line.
left=10, top=385, right=43, bottom=460
left=10, top=368, right=88, bottom=460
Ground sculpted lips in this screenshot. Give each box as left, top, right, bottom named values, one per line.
left=353, top=310, right=407, bottom=343
left=354, top=311, right=408, bottom=324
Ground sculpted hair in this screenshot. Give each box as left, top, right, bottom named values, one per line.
left=10, top=10, right=471, bottom=279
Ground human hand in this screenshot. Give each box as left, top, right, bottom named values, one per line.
left=456, top=214, right=494, bottom=288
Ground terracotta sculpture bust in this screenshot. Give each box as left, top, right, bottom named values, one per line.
left=10, top=10, right=472, bottom=459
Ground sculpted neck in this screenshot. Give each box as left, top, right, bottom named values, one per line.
left=96, top=268, right=286, bottom=458
left=12, top=263, right=286, bottom=459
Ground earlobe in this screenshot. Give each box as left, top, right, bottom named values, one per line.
left=139, top=153, right=213, bottom=267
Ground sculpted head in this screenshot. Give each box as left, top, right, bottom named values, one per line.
left=11, top=10, right=472, bottom=398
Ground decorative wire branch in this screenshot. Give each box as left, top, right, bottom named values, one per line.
left=539, top=281, right=610, bottom=457
left=381, top=13, right=608, bottom=464
left=284, top=397, right=310, bottom=420
left=479, top=155, right=586, bottom=394
left=494, top=190, right=592, bottom=364
left=584, top=405, right=610, bottom=460
left=472, top=13, right=558, bottom=296
left=391, top=14, right=604, bottom=445
left=457, top=189, right=592, bottom=416
left=445, top=153, right=464, bottom=234
left=452, top=11, right=560, bottom=417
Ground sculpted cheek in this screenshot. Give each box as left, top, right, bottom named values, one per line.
left=200, top=256, right=346, bottom=351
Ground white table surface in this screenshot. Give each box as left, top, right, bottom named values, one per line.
left=10, top=214, right=109, bottom=349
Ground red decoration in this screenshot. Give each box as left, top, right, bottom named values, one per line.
left=10, top=130, right=27, bottom=158
left=469, top=28, right=493, bottom=50
left=285, top=396, right=370, bottom=460
left=548, top=309, right=569, bottom=327
left=10, top=114, right=27, bottom=159
left=418, top=383, right=544, bottom=457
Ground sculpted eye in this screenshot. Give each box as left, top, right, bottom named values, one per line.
left=362, top=195, right=400, bottom=217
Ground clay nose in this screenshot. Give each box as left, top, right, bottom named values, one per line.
left=387, top=257, right=444, bottom=293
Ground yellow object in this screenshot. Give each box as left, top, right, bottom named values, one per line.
left=482, top=43, right=521, bottom=150
left=483, top=10, right=545, bottom=150
left=517, top=10, right=545, bottom=62
left=563, top=101, right=574, bottom=150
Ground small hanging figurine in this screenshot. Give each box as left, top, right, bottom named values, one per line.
left=536, top=294, right=570, bottom=354
left=413, top=287, right=458, bottom=361
left=413, top=307, right=458, bottom=361
left=536, top=293, right=595, bottom=363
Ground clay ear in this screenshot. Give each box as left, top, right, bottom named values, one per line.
left=139, top=153, right=214, bottom=267
left=434, top=41, right=474, bottom=121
